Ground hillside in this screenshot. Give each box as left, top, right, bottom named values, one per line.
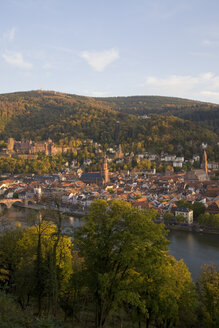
left=0, top=90, right=218, bottom=159
left=98, top=95, right=219, bottom=135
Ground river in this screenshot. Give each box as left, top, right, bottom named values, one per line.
left=168, top=230, right=219, bottom=280
left=1, top=206, right=219, bottom=280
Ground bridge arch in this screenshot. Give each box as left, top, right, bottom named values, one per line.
left=0, top=203, right=7, bottom=211
left=0, top=198, right=36, bottom=209
left=0, top=199, right=23, bottom=209
left=12, top=200, right=23, bottom=208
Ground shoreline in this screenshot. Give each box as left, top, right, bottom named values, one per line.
left=15, top=203, right=87, bottom=218
left=4, top=203, right=219, bottom=235
left=166, top=224, right=219, bottom=235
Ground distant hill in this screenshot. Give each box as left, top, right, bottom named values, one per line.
left=97, top=95, right=219, bottom=135
left=98, top=95, right=206, bottom=111
left=0, top=90, right=218, bottom=160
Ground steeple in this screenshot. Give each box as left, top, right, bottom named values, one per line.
left=202, top=150, right=208, bottom=175
left=101, top=157, right=109, bottom=184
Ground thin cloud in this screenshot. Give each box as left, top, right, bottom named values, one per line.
left=43, top=62, right=53, bottom=69
left=2, top=51, right=33, bottom=69
left=3, top=27, right=16, bottom=41
left=80, top=48, right=119, bottom=72
left=202, top=39, right=212, bottom=47
left=201, top=39, right=219, bottom=47
left=147, top=1, right=189, bottom=20
left=143, top=72, right=219, bottom=103
left=200, top=90, right=219, bottom=103
left=145, top=75, right=198, bottom=94
left=90, top=91, right=108, bottom=97
left=50, top=45, right=76, bottom=55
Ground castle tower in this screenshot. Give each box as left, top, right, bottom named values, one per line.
left=101, top=157, right=109, bottom=184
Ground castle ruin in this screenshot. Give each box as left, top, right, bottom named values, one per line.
left=6, top=138, right=64, bottom=156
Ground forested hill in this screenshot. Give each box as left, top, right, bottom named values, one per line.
left=98, top=95, right=206, bottom=111
left=0, top=90, right=218, bottom=159
left=97, top=95, right=219, bottom=135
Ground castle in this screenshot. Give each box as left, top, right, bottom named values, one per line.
left=6, top=138, right=64, bottom=156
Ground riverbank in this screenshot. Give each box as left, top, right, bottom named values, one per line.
left=15, top=203, right=87, bottom=218
left=166, top=223, right=219, bottom=235
left=15, top=203, right=219, bottom=235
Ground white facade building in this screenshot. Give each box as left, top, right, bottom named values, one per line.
left=175, top=207, right=193, bottom=225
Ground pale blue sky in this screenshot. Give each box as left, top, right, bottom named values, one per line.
left=1, top=0, right=219, bottom=102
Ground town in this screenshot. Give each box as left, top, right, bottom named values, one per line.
left=0, top=138, right=219, bottom=233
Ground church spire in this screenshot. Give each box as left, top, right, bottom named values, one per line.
left=101, top=156, right=109, bottom=184
left=203, top=150, right=208, bottom=175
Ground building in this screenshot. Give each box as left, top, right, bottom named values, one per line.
left=201, top=150, right=208, bottom=175
left=207, top=162, right=219, bottom=170
left=80, top=157, right=110, bottom=186
left=6, top=138, right=63, bottom=156
left=175, top=207, right=193, bottom=224
left=101, top=157, right=109, bottom=183
left=173, top=161, right=183, bottom=168
left=207, top=200, right=219, bottom=214
left=115, top=144, right=123, bottom=159
left=185, top=169, right=209, bottom=182
left=185, top=151, right=209, bottom=182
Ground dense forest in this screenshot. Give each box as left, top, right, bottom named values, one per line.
left=0, top=90, right=218, bottom=159
left=0, top=200, right=218, bottom=328
left=98, top=95, right=219, bottom=135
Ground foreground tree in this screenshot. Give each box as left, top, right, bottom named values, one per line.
left=197, top=264, right=219, bottom=328
left=16, top=221, right=73, bottom=314
left=74, top=200, right=168, bottom=328
left=0, top=228, right=24, bottom=291
left=154, top=256, right=197, bottom=328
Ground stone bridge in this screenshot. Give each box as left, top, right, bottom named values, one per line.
left=0, top=199, right=35, bottom=209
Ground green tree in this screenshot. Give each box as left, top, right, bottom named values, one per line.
left=197, top=213, right=219, bottom=227
left=130, top=254, right=197, bottom=328
left=74, top=199, right=168, bottom=328
left=154, top=256, right=197, bottom=328
left=197, top=264, right=219, bottom=328
left=192, top=202, right=206, bottom=218
left=176, top=200, right=206, bottom=219
left=0, top=229, right=24, bottom=292
left=176, top=214, right=186, bottom=223
left=16, top=221, right=73, bottom=314
left=163, top=212, right=174, bottom=224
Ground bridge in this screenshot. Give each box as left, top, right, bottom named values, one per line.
left=0, top=198, right=35, bottom=209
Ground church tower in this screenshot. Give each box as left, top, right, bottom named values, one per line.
left=101, top=157, right=109, bottom=184
left=202, top=150, right=208, bottom=175
left=7, top=138, right=15, bottom=153
left=116, top=144, right=123, bottom=159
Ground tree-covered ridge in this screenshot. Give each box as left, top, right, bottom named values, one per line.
left=0, top=90, right=117, bottom=142
left=1, top=91, right=216, bottom=125
left=98, top=95, right=219, bottom=134
left=98, top=94, right=208, bottom=111
left=0, top=91, right=218, bottom=159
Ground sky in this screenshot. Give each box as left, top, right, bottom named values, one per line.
left=1, top=0, right=219, bottom=103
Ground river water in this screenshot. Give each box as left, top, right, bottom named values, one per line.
left=1, top=207, right=219, bottom=280
left=168, top=230, right=219, bottom=280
